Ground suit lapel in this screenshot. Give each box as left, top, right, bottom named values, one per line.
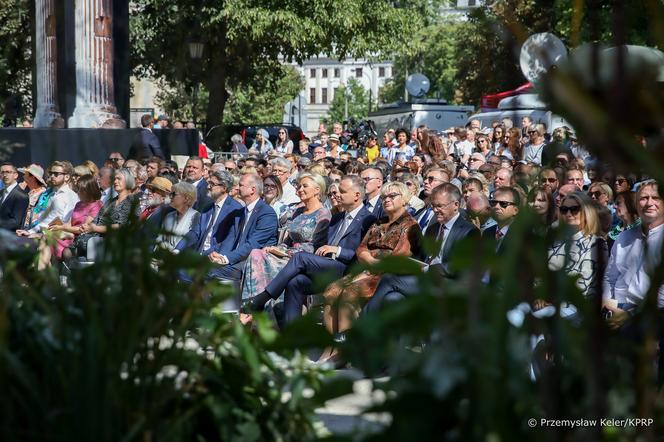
left=440, top=219, right=460, bottom=260
left=327, top=213, right=344, bottom=243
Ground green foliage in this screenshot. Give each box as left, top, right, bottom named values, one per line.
left=0, top=0, right=32, bottom=121
left=0, top=224, right=327, bottom=441
left=380, top=18, right=464, bottom=104
left=323, top=78, right=369, bottom=125
left=453, top=0, right=662, bottom=105
left=130, top=0, right=424, bottom=128
left=223, top=65, right=304, bottom=124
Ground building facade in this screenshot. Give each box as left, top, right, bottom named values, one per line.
left=283, top=57, right=394, bottom=136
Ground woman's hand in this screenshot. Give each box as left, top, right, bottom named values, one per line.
left=79, top=223, right=96, bottom=234
left=532, top=299, right=551, bottom=311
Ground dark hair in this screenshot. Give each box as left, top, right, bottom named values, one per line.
left=76, top=174, right=102, bottom=202
left=493, top=186, right=521, bottom=206
left=146, top=156, right=165, bottom=169
left=158, top=170, right=180, bottom=185
left=527, top=184, right=556, bottom=225
left=140, top=114, right=153, bottom=128
left=395, top=128, right=409, bottom=138
left=615, top=190, right=639, bottom=220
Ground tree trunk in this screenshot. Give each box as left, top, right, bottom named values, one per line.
left=204, top=58, right=228, bottom=134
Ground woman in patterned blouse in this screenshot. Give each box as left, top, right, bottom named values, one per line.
left=545, top=192, right=608, bottom=301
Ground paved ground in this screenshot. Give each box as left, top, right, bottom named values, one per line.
left=315, top=369, right=392, bottom=437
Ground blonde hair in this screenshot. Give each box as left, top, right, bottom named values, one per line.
left=297, top=172, right=326, bottom=199
left=307, top=164, right=327, bottom=176
left=563, top=192, right=600, bottom=236
left=380, top=181, right=412, bottom=203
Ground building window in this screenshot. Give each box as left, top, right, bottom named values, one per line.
left=334, top=68, right=340, bottom=78
left=355, top=68, right=362, bottom=78
left=334, top=87, right=339, bottom=99
left=322, top=68, right=328, bottom=78
left=321, top=88, right=328, bottom=104
left=309, top=88, right=316, bottom=104
left=379, top=67, right=385, bottom=77
left=310, top=68, right=316, bottom=78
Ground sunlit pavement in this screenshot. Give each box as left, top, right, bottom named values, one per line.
left=316, top=368, right=392, bottom=436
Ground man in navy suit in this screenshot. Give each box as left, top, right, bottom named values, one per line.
left=207, top=173, right=278, bottom=282
left=127, top=114, right=165, bottom=161
left=175, top=170, right=241, bottom=256
left=0, top=162, right=29, bottom=231
left=361, top=166, right=385, bottom=220
left=413, top=167, right=451, bottom=234
left=242, top=175, right=376, bottom=323
left=183, top=156, right=214, bottom=213
left=364, top=183, right=478, bottom=313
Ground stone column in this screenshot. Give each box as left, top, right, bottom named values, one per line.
left=68, top=0, right=125, bottom=128
left=34, top=0, right=64, bottom=128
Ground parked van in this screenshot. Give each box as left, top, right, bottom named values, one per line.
left=469, top=94, right=571, bottom=131
left=370, top=100, right=475, bottom=136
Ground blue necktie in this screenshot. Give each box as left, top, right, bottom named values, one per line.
left=418, top=207, right=432, bottom=229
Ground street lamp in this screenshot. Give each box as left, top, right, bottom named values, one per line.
left=353, top=67, right=374, bottom=114
left=187, top=41, right=204, bottom=127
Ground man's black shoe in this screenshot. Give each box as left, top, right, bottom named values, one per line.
left=240, top=291, right=271, bottom=313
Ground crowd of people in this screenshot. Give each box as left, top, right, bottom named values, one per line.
left=0, top=117, right=662, bottom=369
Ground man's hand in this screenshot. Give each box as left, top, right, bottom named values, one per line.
left=605, top=305, right=630, bottom=330
left=209, top=252, right=229, bottom=265
left=315, top=245, right=339, bottom=257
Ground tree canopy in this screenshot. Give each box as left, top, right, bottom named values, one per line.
left=130, top=0, right=427, bottom=129
left=323, top=78, right=369, bottom=125
left=0, top=0, right=31, bottom=124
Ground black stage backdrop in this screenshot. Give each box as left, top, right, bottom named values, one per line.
left=0, top=129, right=199, bottom=168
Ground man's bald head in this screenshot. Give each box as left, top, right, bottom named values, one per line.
left=467, top=192, right=491, bottom=217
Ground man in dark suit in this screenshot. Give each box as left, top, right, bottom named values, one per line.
left=0, top=162, right=29, bottom=231
left=364, top=183, right=478, bottom=313
left=241, top=175, right=376, bottom=323
left=183, top=156, right=214, bottom=213
left=413, top=167, right=451, bottom=234
left=361, top=166, right=385, bottom=219
left=175, top=170, right=241, bottom=255
left=127, top=114, right=165, bottom=161
left=207, top=173, right=278, bottom=282
left=483, top=186, right=520, bottom=256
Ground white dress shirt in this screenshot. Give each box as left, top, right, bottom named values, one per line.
left=365, top=194, right=381, bottom=214
left=332, top=204, right=363, bottom=252
left=281, top=181, right=300, bottom=205
left=28, top=184, right=79, bottom=234
left=603, top=223, right=664, bottom=307
left=430, top=212, right=460, bottom=265
left=202, top=197, right=226, bottom=251
left=241, top=198, right=260, bottom=235
left=1, top=182, right=18, bottom=205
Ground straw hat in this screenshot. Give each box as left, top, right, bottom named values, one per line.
left=146, top=176, right=172, bottom=194
left=17, top=164, right=46, bottom=186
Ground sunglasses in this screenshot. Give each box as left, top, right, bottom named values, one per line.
left=542, top=177, right=557, bottom=183
left=170, top=192, right=178, bottom=198
left=49, top=171, right=66, bottom=177
left=615, top=178, right=627, bottom=184
left=489, top=200, right=516, bottom=209
left=381, top=193, right=401, bottom=201
left=425, top=176, right=442, bottom=183
left=589, top=191, right=603, bottom=199
left=559, top=205, right=581, bottom=215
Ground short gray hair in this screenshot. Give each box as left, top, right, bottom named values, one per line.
left=242, top=173, right=263, bottom=195
left=231, top=134, right=243, bottom=144
left=116, top=168, right=135, bottom=191
left=271, top=156, right=292, bottom=172
left=210, top=169, right=235, bottom=192
left=172, top=181, right=197, bottom=206
left=341, top=174, right=366, bottom=200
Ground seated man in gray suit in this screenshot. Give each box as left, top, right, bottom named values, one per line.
left=364, top=183, right=478, bottom=313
